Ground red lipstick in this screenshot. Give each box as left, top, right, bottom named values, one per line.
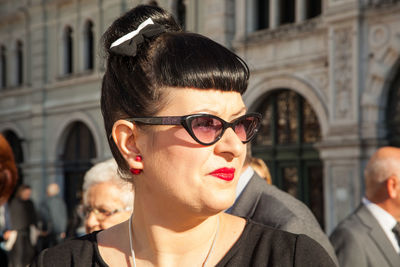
left=209, top=167, right=235, bottom=181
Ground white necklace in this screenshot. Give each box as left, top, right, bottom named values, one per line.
left=128, top=215, right=220, bottom=267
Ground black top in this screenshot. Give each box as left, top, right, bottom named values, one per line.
left=10, top=198, right=37, bottom=230
left=31, top=220, right=335, bottom=267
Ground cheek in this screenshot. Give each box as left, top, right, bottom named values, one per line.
left=147, top=128, right=204, bottom=169
left=238, top=148, right=246, bottom=169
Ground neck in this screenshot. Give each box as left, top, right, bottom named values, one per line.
left=374, top=200, right=400, bottom=221
left=131, top=199, right=221, bottom=265
left=133, top=185, right=221, bottom=229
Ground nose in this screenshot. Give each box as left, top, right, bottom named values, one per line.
left=85, top=211, right=100, bottom=233
left=214, top=127, right=244, bottom=160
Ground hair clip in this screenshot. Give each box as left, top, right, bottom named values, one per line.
left=110, top=18, right=165, bottom=57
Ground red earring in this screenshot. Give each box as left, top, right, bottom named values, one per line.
left=130, top=155, right=143, bottom=175
left=130, top=168, right=142, bottom=175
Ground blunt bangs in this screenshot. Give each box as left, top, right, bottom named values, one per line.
left=151, top=33, right=249, bottom=94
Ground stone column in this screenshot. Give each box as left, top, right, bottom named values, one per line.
left=234, top=0, right=247, bottom=40
left=269, top=0, right=280, bottom=29
left=27, top=2, right=48, bottom=205
left=202, top=0, right=234, bottom=47
left=296, top=0, right=306, bottom=23
left=318, top=142, right=363, bottom=234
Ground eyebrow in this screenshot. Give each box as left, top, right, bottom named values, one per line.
left=190, top=107, right=248, bottom=118
left=232, top=107, right=247, bottom=116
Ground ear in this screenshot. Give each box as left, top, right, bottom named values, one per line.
left=387, top=175, right=400, bottom=199
left=112, top=120, right=144, bottom=170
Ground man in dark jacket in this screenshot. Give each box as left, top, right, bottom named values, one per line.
left=9, top=184, right=37, bottom=267
left=226, top=155, right=338, bottom=266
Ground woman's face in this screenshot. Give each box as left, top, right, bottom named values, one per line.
left=134, top=88, right=247, bottom=217
left=84, top=182, right=132, bottom=233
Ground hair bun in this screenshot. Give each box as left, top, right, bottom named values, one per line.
left=110, top=18, right=166, bottom=57
left=103, top=5, right=181, bottom=56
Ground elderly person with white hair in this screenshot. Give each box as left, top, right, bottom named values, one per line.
left=82, top=158, right=133, bottom=233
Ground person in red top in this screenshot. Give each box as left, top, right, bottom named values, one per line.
left=0, top=134, right=18, bottom=266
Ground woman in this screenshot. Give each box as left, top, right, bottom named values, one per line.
left=0, top=134, right=18, bottom=206
left=82, top=158, right=133, bottom=233
left=31, top=5, right=335, bottom=266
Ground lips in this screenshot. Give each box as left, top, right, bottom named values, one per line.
left=209, top=167, right=235, bottom=181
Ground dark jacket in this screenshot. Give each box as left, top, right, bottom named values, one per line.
left=40, top=196, right=67, bottom=235
left=227, top=171, right=338, bottom=266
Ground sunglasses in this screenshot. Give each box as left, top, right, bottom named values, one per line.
left=125, top=113, right=262, bottom=146
left=82, top=206, right=131, bottom=221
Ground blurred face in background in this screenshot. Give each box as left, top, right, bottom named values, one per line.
left=84, top=181, right=132, bottom=233
left=20, top=188, right=32, bottom=201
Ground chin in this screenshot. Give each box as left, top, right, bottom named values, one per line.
left=202, top=191, right=236, bottom=214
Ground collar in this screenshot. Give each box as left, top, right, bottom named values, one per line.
left=235, top=166, right=254, bottom=199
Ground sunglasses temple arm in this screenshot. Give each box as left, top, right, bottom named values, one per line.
left=128, top=116, right=182, bottom=125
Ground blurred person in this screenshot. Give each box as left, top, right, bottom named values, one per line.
left=249, top=156, right=272, bottom=184
left=0, top=134, right=18, bottom=266
left=330, top=146, right=400, bottom=267
left=39, top=183, right=68, bottom=249
left=0, top=134, right=18, bottom=206
left=82, top=158, right=133, bottom=233
left=226, top=154, right=339, bottom=266
left=9, top=184, right=37, bottom=267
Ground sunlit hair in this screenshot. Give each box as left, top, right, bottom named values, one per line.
left=364, top=156, right=400, bottom=199
left=83, top=158, right=133, bottom=209
left=101, top=5, right=250, bottom=175
left=250, top=157, right=272, bottom=184
left=0, top=134, right=18, bottom=204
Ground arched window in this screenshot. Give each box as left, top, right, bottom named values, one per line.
left=307, top=0, right=322, bottom=19
left=16, top=40, right=23, bottom=86
left=61, top=121, right=96, bottom=237
left=83, top=20, right=94, bottom=71
left=0, top=45, right=6, bottom=89
left=63, top=26, right=73, bottom=75
left=386, top=67, right=400, bottom=146
left=256, top=0, right=270, bottom=30
left=2, top=130, right=24, bottom=184
left=280, top=0, right=295, bottom=25
left=62, top=121, right=96, bottom=236
left=252, top=89, right=324, bottom=228
left=252, top=0, right=321, bottom=31
left=177, top=0, right=186, bottom=29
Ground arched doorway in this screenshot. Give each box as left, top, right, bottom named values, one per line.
left=386, top=67, right=400, bottom=146
left=2, top=130, right=24, bottom=184
left=61, top=121, right=96, bottom=236
left=251, top=89, right=325, bottom=228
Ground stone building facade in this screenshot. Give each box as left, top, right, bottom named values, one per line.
left=1, top=0, right=399, bottom=233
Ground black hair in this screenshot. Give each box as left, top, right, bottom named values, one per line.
left=101, top=5, right=250, bottom=174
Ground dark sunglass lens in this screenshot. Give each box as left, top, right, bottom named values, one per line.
left=191, top=116, right=223, bottom=144
left=235, top=116, right=260, bottom=142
